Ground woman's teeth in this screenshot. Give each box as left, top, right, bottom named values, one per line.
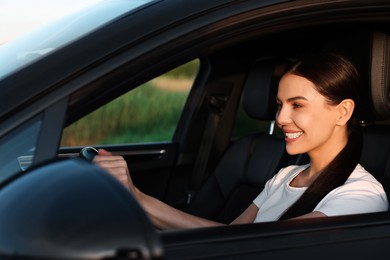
left=285, top=132, right=303, bottom=139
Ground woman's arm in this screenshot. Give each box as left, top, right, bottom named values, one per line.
left=230, top=203, right=259, bottom=224
left=93, top=149, right=230, bottom=229
left=134, top=187, right=224, bottom=229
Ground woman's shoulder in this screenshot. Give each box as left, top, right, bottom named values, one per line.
left=259, top=164, right=309, bottom=196
left=346, top=164, right=384, bottom=187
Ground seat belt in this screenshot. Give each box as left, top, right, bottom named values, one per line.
left=186, top=94, right=228, bottom=204
left=278, top=130, right=362, bottom=220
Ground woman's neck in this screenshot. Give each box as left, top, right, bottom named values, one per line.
left=308, top=129, right=348, bottom=176
left=291, top=130, right=349, bottom=187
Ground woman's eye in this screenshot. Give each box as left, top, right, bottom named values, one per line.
left=292, top=103, right=302, bottom=109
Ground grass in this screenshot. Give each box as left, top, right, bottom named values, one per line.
left=62, top=60, right=199, bottom=146
left=61, top=81, right=189, bottom=146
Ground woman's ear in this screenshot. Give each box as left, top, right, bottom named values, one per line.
left=336, top=99, right=355, bottom=126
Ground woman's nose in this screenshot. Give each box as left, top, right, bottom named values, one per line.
left=276, top=106, right=291, bottom=126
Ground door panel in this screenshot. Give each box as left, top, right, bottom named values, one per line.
left=162, top=213, right=390, bottom=259
left=58, top=141, right=188, bottom=202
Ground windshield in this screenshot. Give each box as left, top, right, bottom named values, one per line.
left=0, top=0, right=155, bottom=80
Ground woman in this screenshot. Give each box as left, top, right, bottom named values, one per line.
left=94, top=52, right=388, bottom=229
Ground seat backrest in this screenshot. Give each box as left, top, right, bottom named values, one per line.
left=185, top=58, right=297, bottom=223
left=361, top=125, right=390, bottom=196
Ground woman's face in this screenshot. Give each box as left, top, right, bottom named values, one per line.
left=276, top=73, right=342, bottom=156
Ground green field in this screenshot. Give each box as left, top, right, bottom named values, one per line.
left=61, top=61, right=197, bottom=146
left=61, top=80, right=191, bottom=146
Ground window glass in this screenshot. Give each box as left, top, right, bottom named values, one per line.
left=61, top=59, right=199, bottom=146
left=0, top=115, right=42, bottom=182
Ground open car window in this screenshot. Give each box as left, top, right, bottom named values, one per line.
left=61, top=60, right=198, bottom=146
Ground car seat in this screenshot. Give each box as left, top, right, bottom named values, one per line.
left=185, top=58, right=301, bottom=224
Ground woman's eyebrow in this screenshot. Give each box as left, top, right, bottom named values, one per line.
left=276, top=96, right=308, bottom=103
left=287, top=96, right=309, bottom=102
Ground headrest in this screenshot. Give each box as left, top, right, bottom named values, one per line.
left=370, top=31, right=390, bottom=120
left=322, top=30, right=390, bottom=122
left=242, top=58, right=290, bottom=121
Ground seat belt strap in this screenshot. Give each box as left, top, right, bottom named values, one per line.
left=186, top=94, right=227, bottom=204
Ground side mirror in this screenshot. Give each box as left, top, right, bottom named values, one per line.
left=0, top=159, right=163, bottom=259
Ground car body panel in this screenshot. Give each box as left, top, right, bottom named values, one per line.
left=0, top=0, right=389, bottom=259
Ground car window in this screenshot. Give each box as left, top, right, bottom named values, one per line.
left=0, top=115, right=42, bottom=182
left=61, top=60, right=199, bottom=146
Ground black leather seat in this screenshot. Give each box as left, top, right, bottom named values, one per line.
left=361, top=125, right=390, bottom=198
left=185, top=58, right=299, bottom=224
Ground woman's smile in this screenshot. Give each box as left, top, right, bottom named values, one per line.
left=284, top=131, right=303, bottom=142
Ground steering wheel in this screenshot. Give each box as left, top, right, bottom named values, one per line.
left=79, top=146, right=98, bottom=161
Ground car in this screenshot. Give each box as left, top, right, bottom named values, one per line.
left=0, top=0, right=389, bottom=259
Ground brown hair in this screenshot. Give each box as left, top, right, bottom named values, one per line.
left=279, top=52, right=362, bottom=220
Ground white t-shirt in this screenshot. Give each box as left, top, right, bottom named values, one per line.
left=253, top=164, right=388, bottom=223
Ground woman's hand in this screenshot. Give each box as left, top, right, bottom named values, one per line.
left=93, top=149, right=224, bottom=229
left=93, top=149, right=136, bottom=193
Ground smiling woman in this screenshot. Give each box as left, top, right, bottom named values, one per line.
left=0, top=0, right=102, bottom=43
left=0, top=0, right=390, bottom=258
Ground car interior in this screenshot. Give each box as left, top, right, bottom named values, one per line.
left=165, top=29, right=390, bottom=225
left=156, top=28, right=390, bottom=256
left=183, top=57, right=303, bottom=223
left=62, top=27, right=390, bottom=226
